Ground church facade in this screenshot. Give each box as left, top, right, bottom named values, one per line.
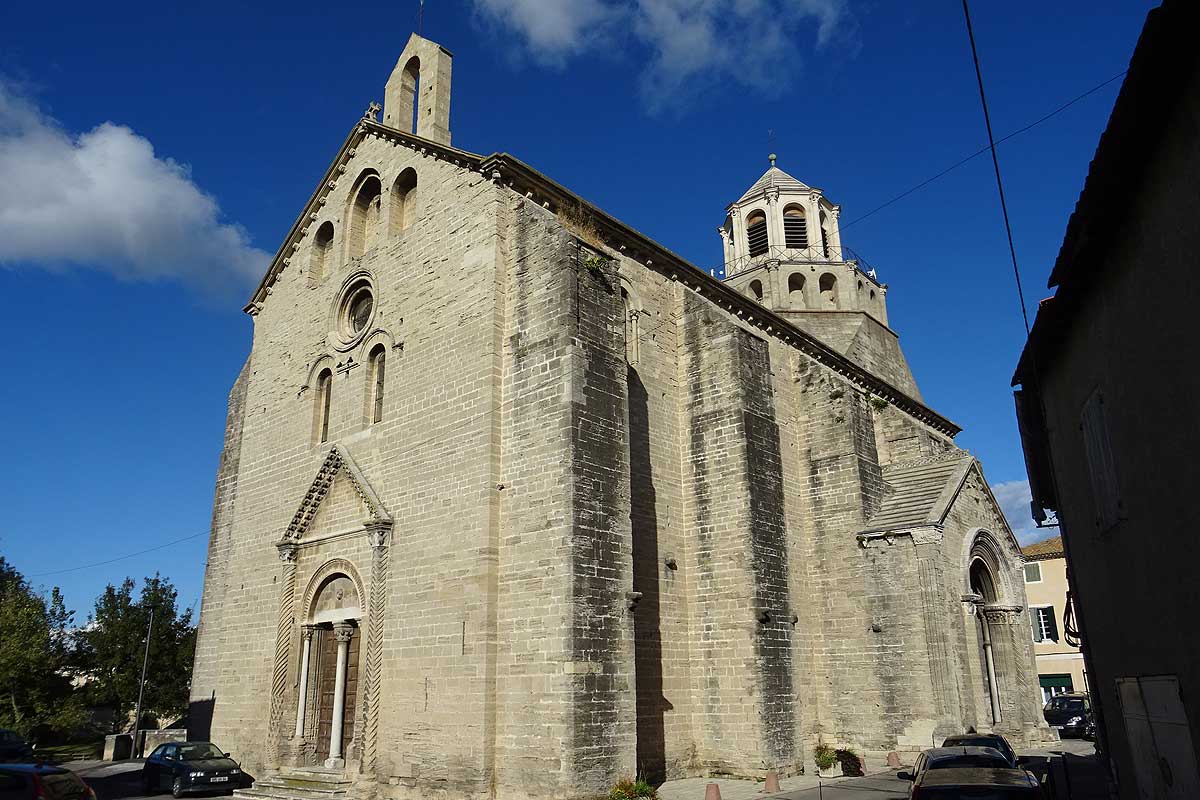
left=190, top=34, right=1048, bottom=800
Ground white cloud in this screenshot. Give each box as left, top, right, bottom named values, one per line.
left=0, top=80, right=269, bottom=298
left=991, top=478, right=1050, bottom=546
left=471, top=0, right=853, bottom=111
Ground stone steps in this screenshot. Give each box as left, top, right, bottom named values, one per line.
left=234, top=767, right=352, bottom=800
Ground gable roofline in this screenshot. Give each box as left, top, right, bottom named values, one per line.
left=247, top=117, right=961, bottom=437
left=734, top=165, right=814, bottom=205
left=859, top=457, right=1021, bottom=554
left=281, top=443, right=392, bottom=544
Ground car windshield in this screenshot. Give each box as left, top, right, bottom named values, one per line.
left=1046, top=697, right=1086, bottom=712
left=918, top=789, right=1035, bottom=799
left=177, top=744, right=225, bottom=761
left=930, top=753, right=1011, bottom=770
left=38, top=772, right=88, bottom=800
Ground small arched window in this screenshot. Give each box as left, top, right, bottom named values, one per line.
left=312, top=222, right=335, bottom=280
left=403, top=57, right=420, bottom=134
left=390, top=168, right=418, bottom=236
left=348, top=174, right=383, bottom=260
left=315, top=369, right=333, bottom=443
left=368, top=344, right=386, bottom=424
left=788, top=272, right=805, bottom=308
left=783, top=205, right=808, bottom=249
left=748, top=279, right=764, bottom=303
left=820, top=210, right=830, bottom=258
left=746, top=210, right=769, bottom=257
left=819, top=273, right=838, bottom=308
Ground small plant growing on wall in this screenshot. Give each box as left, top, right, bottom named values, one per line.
left=869, top=395, right=889, bottom=411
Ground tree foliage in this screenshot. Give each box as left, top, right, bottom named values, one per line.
left=77, top=574, right=196, bottom=732
left=0, top=557, right=82, bottom=741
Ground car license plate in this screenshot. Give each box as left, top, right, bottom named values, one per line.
left=211, top=777, right=229, bottom=783
left=1053, top=725, right=1064, bottom=730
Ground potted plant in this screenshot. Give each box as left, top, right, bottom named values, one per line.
left=813, top=744, right=839, bottom=779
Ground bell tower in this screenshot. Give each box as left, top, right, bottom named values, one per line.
left=383, top=33, right=453, bottom=146
left=721, top=156, right=922, bottom=399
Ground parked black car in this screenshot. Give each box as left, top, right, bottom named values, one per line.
left=901, top=766, right=1042, bottom=798
left=1043, top=692, right=1092, bottom=738
left=0, top=731, right=34, bottom=764
left=0, top=764, right=95, bottom=800
left=941, top=733, right=1019, bottom=768
left=141, top=742, right=243, bottom=798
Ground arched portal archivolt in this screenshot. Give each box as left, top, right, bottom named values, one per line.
left=301, top=558, right=367, bottom=623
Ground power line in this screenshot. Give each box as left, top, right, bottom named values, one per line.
left=841, top=68, right=1127, bottom=232
left=961, top=0, right=1031, bottom=335
left=29, top=531, right=208, bottom=578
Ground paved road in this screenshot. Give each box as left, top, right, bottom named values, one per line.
left=776, top=774, right=908, bottom=799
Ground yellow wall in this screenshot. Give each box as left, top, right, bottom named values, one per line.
left=1023, top=555, right=1088, bottom=704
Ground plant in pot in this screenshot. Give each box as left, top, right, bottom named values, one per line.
left=813, top=744, right=839, bottom=779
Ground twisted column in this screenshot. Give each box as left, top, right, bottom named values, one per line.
left=266, top=543, right=299, bottom=765
left=360, top=522, right=391, bottom=772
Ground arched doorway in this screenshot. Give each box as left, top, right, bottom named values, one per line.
left=295, top=573, right=362, bottom=767
left=969, top=556, right=1003, bottom=726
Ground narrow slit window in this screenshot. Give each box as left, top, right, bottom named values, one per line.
left=316, top=369, right=333, bottom=443
left=370, top=345, right=386, bottom=424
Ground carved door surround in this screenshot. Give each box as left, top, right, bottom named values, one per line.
left=266, top=444, right=392, bottom=771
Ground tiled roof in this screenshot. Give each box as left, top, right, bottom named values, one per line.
left=863, top=454, right=973, bottom=532
left=1021, top=535, right=1064, bottom=561
left=736, top=166, right=812, bottom=204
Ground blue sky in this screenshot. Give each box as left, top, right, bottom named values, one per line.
left=0, top=0, right=1155, bottom=617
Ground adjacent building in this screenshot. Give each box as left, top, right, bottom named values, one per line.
left=191, top=33, right=1048, bottom=800
left=1012, top=1, right=1200, bottom=797
left=1020, top=536, right=1086, bottom=704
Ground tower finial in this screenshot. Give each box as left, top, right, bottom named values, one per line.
left=768, top=153, right=777, bottom=167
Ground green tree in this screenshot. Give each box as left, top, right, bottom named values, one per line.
left=77, top=575, right=196, bottom=732
left=0, top=557, right=81, bottom=742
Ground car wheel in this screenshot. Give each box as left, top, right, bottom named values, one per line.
left=172, top=778, right=184, bottom=799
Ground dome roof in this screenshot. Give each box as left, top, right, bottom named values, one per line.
left=736, top=165, right=812, bottom=204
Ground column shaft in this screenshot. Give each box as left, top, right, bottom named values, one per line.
left=328, top=624, right=353, bottom=763
left=294, top=628, right=314, bottom=739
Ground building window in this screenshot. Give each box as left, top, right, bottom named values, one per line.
left=820, top=210, right=830, bottom=257
left=348, top=174, right=383, bottom=259
left=818, top=273, right=838, bottom=308
left=1024, top=562, right=1042, bottom=583
left=369, top=344, right=386, bottom=424
left=748, top=279, right=764, bottom=303
left=746, top=210, right=769, bottom=257
left=390, top=168, right=417, bottom=235
left=1081, top=390, right=1121, bottom=530
left=1031, top=605, right=1059, bottom=643
left=1039, top=674, right=1074, bottom=705
left=335, top=277, right=376, bottom=346
left=312, top=222, right=335, bottom=280
left=788, top=272, right=805, bottom=309
left=783, top=205, right=808, bottom=249
left=316, top=369, right=333, bottom=443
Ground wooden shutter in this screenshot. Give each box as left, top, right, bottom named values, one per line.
left=1081, top=390, right=1120, bottom=529
left=1045, top=606, right=1059, bottom=642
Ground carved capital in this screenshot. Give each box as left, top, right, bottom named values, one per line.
left=277, top=543, right=299, bottom=564
left=333, top=623, right=356, bottom=643
left=300, top=624, right=317, bottom=642
left=365, top=521, right=392, bottom=551
left=982, top=604, right=1022, bottom=625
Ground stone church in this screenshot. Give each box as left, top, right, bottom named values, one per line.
left=190, top=33, right=1049, bottom=800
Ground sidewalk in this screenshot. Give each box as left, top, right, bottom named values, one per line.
left=658, top=771, right=879, bottom=800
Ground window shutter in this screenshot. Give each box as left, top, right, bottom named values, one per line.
left=1045, top=607, right=1059, bottom=642
left=1081, top=390, right=1121, bottom=529
left=1030, top=611, right=1041, bottom=642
